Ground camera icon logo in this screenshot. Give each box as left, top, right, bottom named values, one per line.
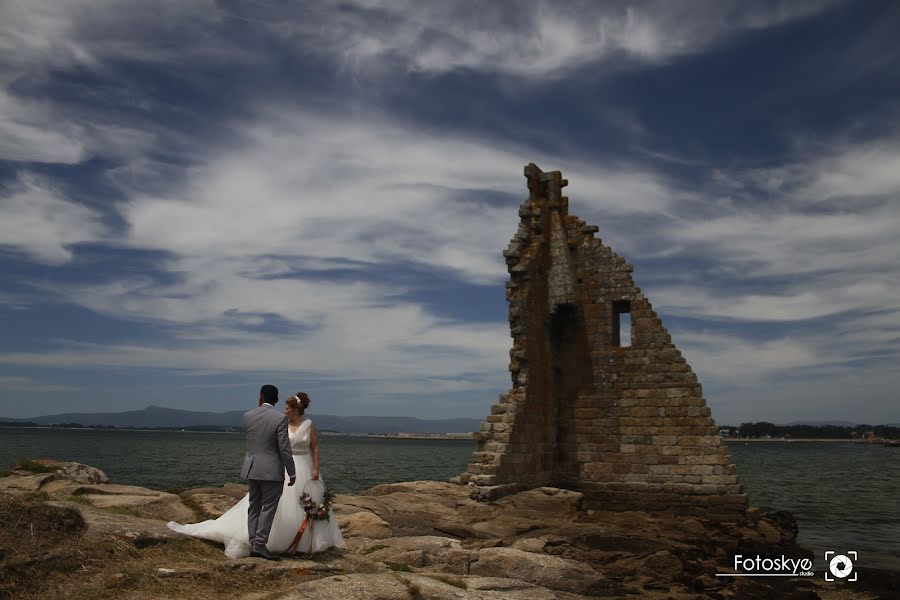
left=825, top=551, right=857, bottom=582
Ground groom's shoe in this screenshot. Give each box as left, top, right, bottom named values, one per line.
left=250, top=547, right=281, bottom=561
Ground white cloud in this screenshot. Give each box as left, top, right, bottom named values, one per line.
left=731, top=141, right=900, bottom=202
left=0, top=0, right=239, bottom=165
left=635, top=135, right=900, bottom=333
left=0, top=376, right=78, bottom=392
left=1, top=0, right=837, bottom=83
left=0, top=106, right=674, bottom=410
left=0, top=174, right=107, bottom=264
left=674, top=321, right=900, bottom=424
left=677, top=331, right=822, bottom=379
left=0, top=313, right=510, bottom=383
left=0, top=90, right=86, bottom=164
left=804, top=142, right=900, bottom=200
left=0, top=0, right=896, bottom=423
left=0, top=0, right=234, bottom=73
left=118, top=110, right=671, bottom=283
left=274, top=0, right=835, bottom=78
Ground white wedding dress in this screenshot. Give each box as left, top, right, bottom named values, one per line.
left=167, top=419, right=344, bottom=558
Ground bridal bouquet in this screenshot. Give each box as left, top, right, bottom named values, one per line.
left=300, top=488, right=336, bottom=522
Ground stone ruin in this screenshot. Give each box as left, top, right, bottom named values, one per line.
left=462, top=164, right=747, bottom=520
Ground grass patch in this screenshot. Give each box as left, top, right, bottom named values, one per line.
left=103, top=505, right=149, bottom=519
left=362, top=544, right=389, bottom=555
left=0, top=494, right=86, bottom=598
left=21, top=491, right=50, bottom=503
left=66, top=495, right=92, bottom=506
left=11, top=458, right=56, bottom=474
left=0, top=497, right=318, bottom=600
left=384, top=561, right=412, bottom=572
left=403, top=580, right=423, bottom=599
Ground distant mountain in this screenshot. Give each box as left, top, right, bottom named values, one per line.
left=6, top=405, right=481, bottom=434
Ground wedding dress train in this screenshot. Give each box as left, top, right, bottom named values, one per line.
left=167, top=419, right=344, bottom=558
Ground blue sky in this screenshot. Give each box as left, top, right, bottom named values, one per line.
left=1, top=0, right=898, bottom=424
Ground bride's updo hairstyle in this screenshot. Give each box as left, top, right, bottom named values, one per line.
left=287, top=392, right=311, bottom=414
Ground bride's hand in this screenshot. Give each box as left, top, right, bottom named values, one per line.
left=312, top=469, right=319, bottom=480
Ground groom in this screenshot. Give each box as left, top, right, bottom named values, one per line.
left=241, top=384, right=296, bottom=561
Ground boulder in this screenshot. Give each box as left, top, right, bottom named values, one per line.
left=181, top=482, right=247, bottom=500
left=361, top=535, right=473, bottom=574
left=493, top=487, right=584, bottom=518
left=470, top=547, right=611, bottom=596
left=70, top=483, right=161, bottom=496
left=337, top=511, right=392, bottom=539
left=84, top=491, right=195, bottom=522
left=363, top=481, right=462, bottom=497
left=57, top=462, right=108, bottom=484
left=0, top=473, right=57, bottom=493
left=510, top=537, right=548, bottom=553
left=351, top=480, right=494, bottom=536
left=756, top=519, right=782, bottom=545
left=761, top=511, right=798, bottom=544
left=186, top=492, right=241, bottom=518
left=464, top=576, right=539, bottom=591
left=276, top=573, right=412, bottom=600
left=41, top=479, right=83, bottom=499
left=29, top=459, right=108, bottom=484
left=178, top=484, right=246, bottom=518
left=274, top=572, right=564, bottom=600
left=606, top=550, right=684, bottom=581
left=46, top=500, right=181, bottom=547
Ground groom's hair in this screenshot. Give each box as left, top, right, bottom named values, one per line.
left=260, top=384, right=279, bottom=405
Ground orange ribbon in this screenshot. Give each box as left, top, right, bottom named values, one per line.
left=287, top=516, right=315, bottom=556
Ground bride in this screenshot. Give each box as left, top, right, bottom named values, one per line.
left=168, top=392, right=344, bottom=558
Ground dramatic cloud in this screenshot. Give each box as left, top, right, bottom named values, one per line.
left=0, top=91, right=86, bottom=164
left=0, top=174, right=107, bottom=264
left=1, top=0, right=898, bottom=424
left=117, top=109, right=673, bottom=283
left=267, top=0, right=836, bottom=77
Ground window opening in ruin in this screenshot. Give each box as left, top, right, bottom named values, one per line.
left=611, top=300, right=632, bottom=347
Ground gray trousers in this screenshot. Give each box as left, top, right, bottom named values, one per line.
left=247, top=479, right=284, bottom=550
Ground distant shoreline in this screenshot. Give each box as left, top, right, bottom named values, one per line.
left=367, top=433, right=473, bottom=441
left=724, top=438, right=874, bottom=443
left=0, top=425, right=243, bottom=434
left=0, top=425, right=474, bottom=438
left=3, top=426, right=893, bottom=444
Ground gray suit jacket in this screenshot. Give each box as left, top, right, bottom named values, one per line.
left=240, top=404, right=296, bottom=481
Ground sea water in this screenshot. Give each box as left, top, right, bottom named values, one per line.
left=2, top=428, right=897, bottom=570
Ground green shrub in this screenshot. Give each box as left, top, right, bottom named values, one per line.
left=14, top=458, right=56, bottom=474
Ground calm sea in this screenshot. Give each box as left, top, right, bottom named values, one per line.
left=2, top=429, right=897, bottom=570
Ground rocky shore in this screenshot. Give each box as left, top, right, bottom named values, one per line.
left=1, top=459, right=894, bottom=599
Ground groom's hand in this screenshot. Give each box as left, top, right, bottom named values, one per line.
left=288, top=476, right=296, bottom=487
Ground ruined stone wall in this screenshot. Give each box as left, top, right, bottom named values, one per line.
left=462, top=164, right=747, bottom=520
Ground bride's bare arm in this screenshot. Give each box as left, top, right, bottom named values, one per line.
left=310, top=423, right=320, bottom=479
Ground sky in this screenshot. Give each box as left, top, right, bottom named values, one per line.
left=1, top=0, right=898, bottom=425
